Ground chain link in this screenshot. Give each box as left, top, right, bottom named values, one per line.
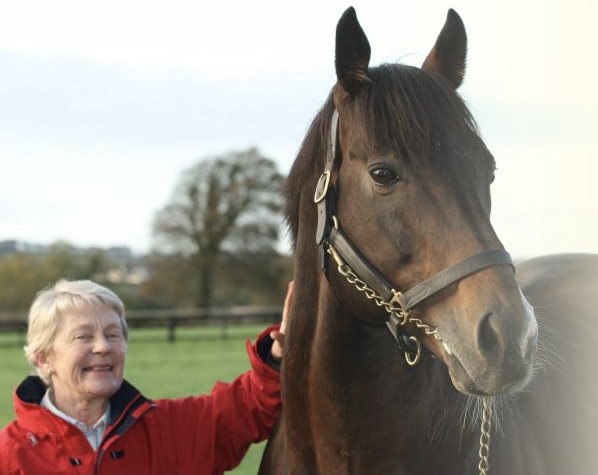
left=478, top=398, right=493, bottom=475
left=334, top=257, right=441, bottom=340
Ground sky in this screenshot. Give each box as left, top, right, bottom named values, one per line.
left=0, top=0, right=596, bottom=260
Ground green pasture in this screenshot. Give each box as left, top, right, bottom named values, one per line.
left=0, top=325, right=272, bottom=475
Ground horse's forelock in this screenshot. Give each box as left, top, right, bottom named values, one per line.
left=358, top=64, right=486, bottom=168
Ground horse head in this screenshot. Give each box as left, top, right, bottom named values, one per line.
left=288, top=8, right=538, bottom=397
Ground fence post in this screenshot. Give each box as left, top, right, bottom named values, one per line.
left=168, top=317, right=177, bottom=342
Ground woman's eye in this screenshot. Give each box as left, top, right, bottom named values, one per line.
left=369, top=166, right=399, bottom=186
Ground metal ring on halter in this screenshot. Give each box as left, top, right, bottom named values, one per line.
left=404, top=336, right=421, bottom=366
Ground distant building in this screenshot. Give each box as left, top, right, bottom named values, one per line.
left=0, top=240, right=47, bottom=256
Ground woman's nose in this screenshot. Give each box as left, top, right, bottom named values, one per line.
left=92, top=335, right=111, bottom=353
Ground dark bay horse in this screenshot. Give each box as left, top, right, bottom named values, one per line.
left=259, top=7, right=598, bottom=475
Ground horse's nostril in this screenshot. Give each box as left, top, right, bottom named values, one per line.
left=477, top=313, right=501, bottom=356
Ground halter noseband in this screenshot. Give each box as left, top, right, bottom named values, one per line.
left=315, top=109, right=514, bottom=364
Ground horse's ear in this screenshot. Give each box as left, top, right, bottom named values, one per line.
left=335, top=7, right=371, bottom=101
left=421, top=9, right=467, bottom=89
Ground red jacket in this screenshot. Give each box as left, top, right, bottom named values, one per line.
left=0, top=327, right=281, bottom=475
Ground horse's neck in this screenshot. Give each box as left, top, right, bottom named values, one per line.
left=284, top=276, right=477, bottom=474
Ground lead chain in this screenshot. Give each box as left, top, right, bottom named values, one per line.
left=478, top=398, right=493, bottom=475
left=328, top=246, right=440, bottom=340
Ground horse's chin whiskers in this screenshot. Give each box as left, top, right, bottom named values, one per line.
left=455, top=315, right=553, bottom=447
left=460, top=394, right=505, bottom=438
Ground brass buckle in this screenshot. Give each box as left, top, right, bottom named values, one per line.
left=313, top=171, right=331, bottom=204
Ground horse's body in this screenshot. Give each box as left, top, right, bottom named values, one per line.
left=259, top=8, right=598, bottom=475
left=492, top=253, right=598, bottom=475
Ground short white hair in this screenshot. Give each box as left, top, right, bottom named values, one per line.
left=24, top=279, right=128, bottom=384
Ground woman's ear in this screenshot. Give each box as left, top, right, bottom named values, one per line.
left=35, top=352, right=53, bottom=377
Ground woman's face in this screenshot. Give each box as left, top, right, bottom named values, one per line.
left=40, top=303, right=127, bottom=409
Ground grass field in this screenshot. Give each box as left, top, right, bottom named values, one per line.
left=0, top=325, right=272, bottom=474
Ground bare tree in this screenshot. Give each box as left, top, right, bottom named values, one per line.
left=152, top=148, right=284, bottom=307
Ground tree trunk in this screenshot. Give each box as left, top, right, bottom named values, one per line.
left=196, top=251, right=215, bottom=307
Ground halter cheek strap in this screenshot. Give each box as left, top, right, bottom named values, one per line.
left=314, top=109, right=515, bottom=360
left=315, top=110, right=340, bottom=247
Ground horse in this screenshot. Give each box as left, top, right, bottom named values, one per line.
left=259, top=7, right=598, bottom=475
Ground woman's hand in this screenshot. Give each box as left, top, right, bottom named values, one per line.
left=270, top=281, right=293, bottom=361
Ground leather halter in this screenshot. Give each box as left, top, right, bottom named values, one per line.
left=315, top=109, right=514, bottom=357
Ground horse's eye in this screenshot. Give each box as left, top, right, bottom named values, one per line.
left=369, top=166, right=399, bottom=186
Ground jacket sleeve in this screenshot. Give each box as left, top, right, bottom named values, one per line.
left=159, top=325, right=282, bottom=475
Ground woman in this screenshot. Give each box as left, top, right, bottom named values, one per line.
left=0, top=279, right=290, bottom=475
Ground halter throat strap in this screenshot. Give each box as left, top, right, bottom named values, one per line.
left=328, top=227, right=514, bottom=314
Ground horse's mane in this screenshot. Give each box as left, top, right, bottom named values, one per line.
left=284, top=63, right=493, bottom=251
